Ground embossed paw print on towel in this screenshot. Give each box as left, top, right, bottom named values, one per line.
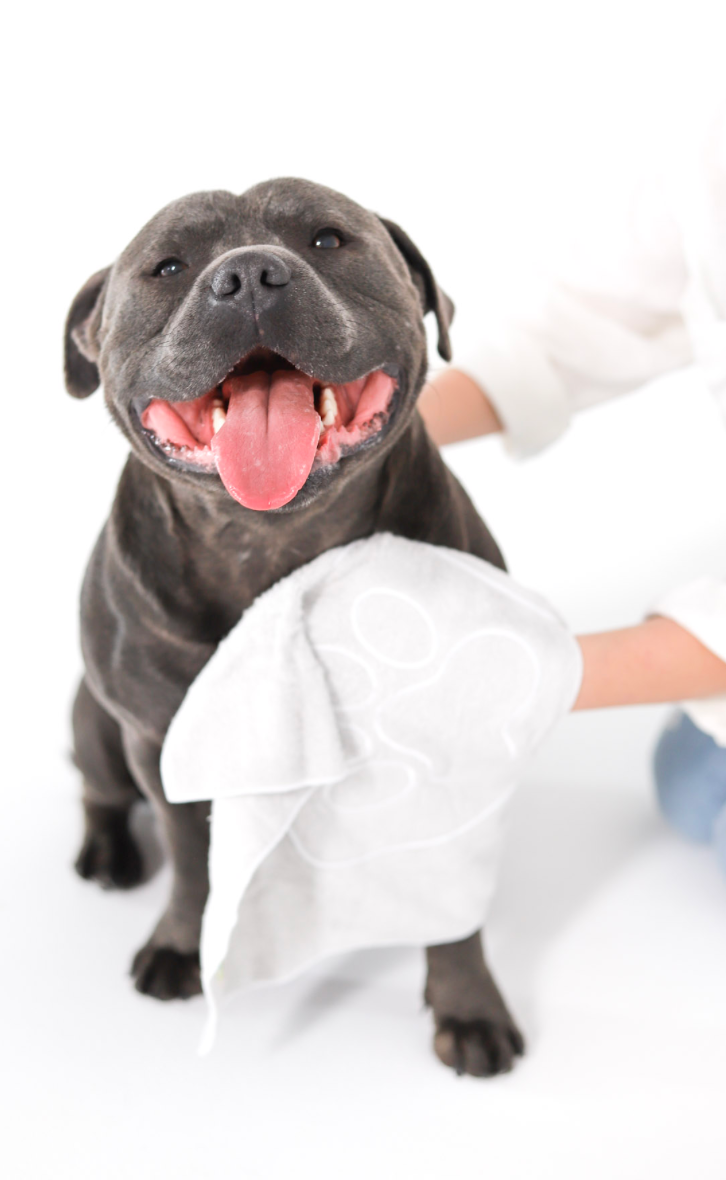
left=161, top=534, right=582, bottom=1051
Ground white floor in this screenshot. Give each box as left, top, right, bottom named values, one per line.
left=6, top=315, right=726, bottom=1179
left=5, top=297, right=726, bottom=1180
left=4, top=701, right=726, bottom=1180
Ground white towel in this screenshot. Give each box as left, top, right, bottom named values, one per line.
left=161, top=534, right=582, bottom=1050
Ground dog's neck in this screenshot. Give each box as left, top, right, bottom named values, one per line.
left=112, top=414, right=436, bottom=641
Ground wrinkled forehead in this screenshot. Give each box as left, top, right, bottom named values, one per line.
left=116, top=181, right=382, bottom=270
left=244, top=178, right=378, bottom=234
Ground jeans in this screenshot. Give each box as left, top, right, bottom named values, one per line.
left=653, top=710, right=726, bottom=877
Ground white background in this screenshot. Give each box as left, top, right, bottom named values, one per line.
left=3, top=1, right=726, bottom=1177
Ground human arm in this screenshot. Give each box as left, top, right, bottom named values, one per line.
left=419, top=184, right=693, bottom=453
left=573, top=616, right=726, bottom=711
left=417, top=368, right=503, bottom=447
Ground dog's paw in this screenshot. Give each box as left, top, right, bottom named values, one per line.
left=74, top=819, right=143, bottom=890
left=131, top=945, right=202, bottom=1001
left=432, top=1016, right=525, bottom=1078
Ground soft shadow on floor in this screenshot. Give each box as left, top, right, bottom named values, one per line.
left=269, top=974, right=369, bottom=1049
left=488, top=777, right=657, bottom=1024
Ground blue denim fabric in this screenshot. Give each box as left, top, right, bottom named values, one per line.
left=713, top=806, right=726, bottom=879
left=654, top=712, right=726, bottom=867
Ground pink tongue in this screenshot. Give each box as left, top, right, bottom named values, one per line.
left=212, top=370, right=320, bottom=510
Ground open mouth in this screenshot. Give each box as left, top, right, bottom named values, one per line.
left=138, top=348, right=398, bottom=511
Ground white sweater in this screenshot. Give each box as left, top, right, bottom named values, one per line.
left=464, top=120, right=726, bottom=743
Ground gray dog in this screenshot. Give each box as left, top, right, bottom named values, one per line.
left=64, top=178, right=524, bottom=1077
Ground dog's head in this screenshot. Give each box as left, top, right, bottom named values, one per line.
left=64, top=179, right=453, bottom=512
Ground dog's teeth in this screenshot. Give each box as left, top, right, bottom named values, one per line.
left=320, top=387, right=338, bottom=428
left=212, top=402, right=227, bottom=434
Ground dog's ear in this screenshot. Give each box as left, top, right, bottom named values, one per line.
left=64, top=267, right=110, bottom=397
left=378, top=218, right=454, bottom=361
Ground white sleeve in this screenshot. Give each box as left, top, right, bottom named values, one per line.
left=652, top=578, right=726, bottom=747
left=462, top=183, right=694, bottom=457
left=652, top=579, right=726, bottom=665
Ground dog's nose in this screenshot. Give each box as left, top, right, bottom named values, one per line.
left=210, top=249, right=292, bottom=301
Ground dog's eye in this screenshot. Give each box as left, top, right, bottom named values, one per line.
left=153, top=258, right=188, bottom=277
left=312, top=229, right=343, bottom=249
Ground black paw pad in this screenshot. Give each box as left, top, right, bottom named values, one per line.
left=433, top=1017, right=525, bottom=1078
left=131, top=946, right=202, bottom=1001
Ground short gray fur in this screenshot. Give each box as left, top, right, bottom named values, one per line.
left=66, top=178, right=524, bottom=1075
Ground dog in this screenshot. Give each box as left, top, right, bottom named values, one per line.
left=65, top=178, right=524, bottom=1077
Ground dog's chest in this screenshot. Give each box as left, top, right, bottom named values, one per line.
left=84, top=484, right=383, bottom=741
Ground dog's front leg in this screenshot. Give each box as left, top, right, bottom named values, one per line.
left=121, top=727, right=210, bottom=1000
left=424, top=931, right=524, bottom=1077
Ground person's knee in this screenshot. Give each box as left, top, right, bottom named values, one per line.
left=653, top=711, right=726, bottom=843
